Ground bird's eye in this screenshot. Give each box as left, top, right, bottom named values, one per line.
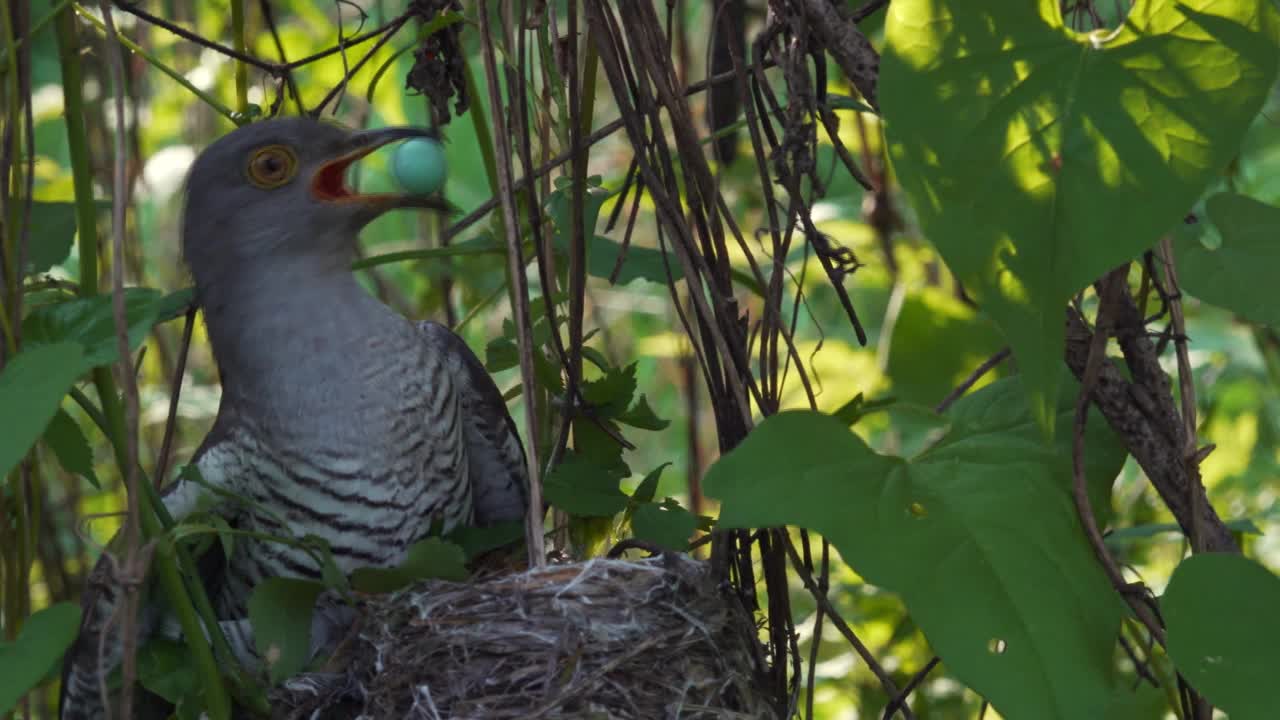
left=246, top=145, right=297, bottom=188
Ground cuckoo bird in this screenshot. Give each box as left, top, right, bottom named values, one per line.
left=59, top=117, right=529, bottom=719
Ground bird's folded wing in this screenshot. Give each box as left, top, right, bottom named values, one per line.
left=417, top=321, right=529, bottom=526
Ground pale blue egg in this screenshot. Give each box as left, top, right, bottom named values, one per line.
left=392, top=137, right=447, bottom=195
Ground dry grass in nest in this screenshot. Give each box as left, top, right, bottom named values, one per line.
left=271, top=554, right=778, bottom=719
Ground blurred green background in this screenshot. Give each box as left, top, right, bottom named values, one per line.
left=9, top=1, right=1280, bottom=717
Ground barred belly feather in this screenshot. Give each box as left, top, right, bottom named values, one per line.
left=209, top=347, right=473, bottom=619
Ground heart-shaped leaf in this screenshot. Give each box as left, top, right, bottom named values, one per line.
left=1163, top=554, right=1280, bottom=720
left=882, top=0, right=1279, bottom=433
left=0, top=602, right=82, bottom=714
left=705, top=375, right=1128, bottom=720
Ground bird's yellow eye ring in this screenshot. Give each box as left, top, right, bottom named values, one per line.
left=246, top=145, right=297, bottom=189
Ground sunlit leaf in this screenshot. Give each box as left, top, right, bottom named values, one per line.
left=882, top=0, right=1280, bottom=433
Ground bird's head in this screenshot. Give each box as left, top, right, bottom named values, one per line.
left=182, top=117, right=446, bottom=290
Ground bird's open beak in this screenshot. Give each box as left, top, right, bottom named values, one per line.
left=311, top=126, right=451, bottom=212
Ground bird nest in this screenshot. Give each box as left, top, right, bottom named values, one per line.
left=271, top=554, right=779, bottom=719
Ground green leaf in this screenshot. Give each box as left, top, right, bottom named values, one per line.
left=577, top=345, right=609, bottom=372
left=23, top=289, right=166, bottom=371
left=447, top=521, right=524, bottom=561
left=616, top=394, right=669, bottom=431
left=349, top=537, right=468, bottom=594
left=704, top=375, right=1127, bottom=720
left=154, top=287, right=196, bottom=324
left=1105, top=518, right=1261, bottom=548
left=1103, top=682, right=1168, bottom=720
left=0, top=601, right=82, bottom=714
left=24, top=201, right=78, bottom=275
left=886, top=288, right=1006, bottom=407
left=207, top=515, right=236, bottom=568
left=1175, top=193, right=1280, bottom=327
left=546, top=180, right=611, bottom=246
left=485, top=337, right=519, bottom=373
left=630, top=463, right=671, bottom=505
left=631, top=501, right=697, bottom=551
left=42, top=407, right=100, bottom=488
left=832, top=393, right=899, bottom=427
left=544, top=451, right=630, bottom=517
left=825, top=93, right=876, bottom=114
left=582, top=363, right=638, bottom=417
left=587, top=236, right=684, bottom=285
left=1163, top=554, right=1280, bottom=720
left=0, top=343, right=86, bottom=480
left=248, top=577, right=326, bottom=684
left=882, top=0, right=1280, bottom=434
left=136, top=637, right=197, bottom=705
left=545, top=180, right=684, bottom=285
left=945, top=375, right=1124, bottom=530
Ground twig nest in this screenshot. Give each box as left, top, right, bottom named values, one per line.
left=272, top=555, right=777, bottom=719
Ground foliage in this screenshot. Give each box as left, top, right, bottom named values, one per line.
left=707, top=375, right=1128, bottom=719
left=3, top=0, right=1280, bottom=719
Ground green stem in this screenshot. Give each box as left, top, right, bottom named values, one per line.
left=230, top=0, right=248, bottom=112
left=464, top=56, right=500, bottom=198
left=579, top=38, right=599, bottom=140
left=53, top=3, right=98, bottom=297
left=0, top=0, right=74, bottom=73
left=2, top=0, right=22, bottom=316
left=57, top=7, right=239, bottom=715
left=352, top=242, right=505, bottom=270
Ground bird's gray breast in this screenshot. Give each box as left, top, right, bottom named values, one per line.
left=204, top=320, right=471, bottom=618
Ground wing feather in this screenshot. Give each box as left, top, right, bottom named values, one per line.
left=418, top=321, right=529, bottom=526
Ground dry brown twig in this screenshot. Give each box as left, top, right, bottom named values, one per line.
left=477, top=0, right=545, bottom=568
left=1064, top=276, right=1238, bottom=552
left=97, top=2, right=146, bottom=716
left=1071, top=268, right=1167, bottom=645
left=1155, top=237, right=1208, bottom=553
